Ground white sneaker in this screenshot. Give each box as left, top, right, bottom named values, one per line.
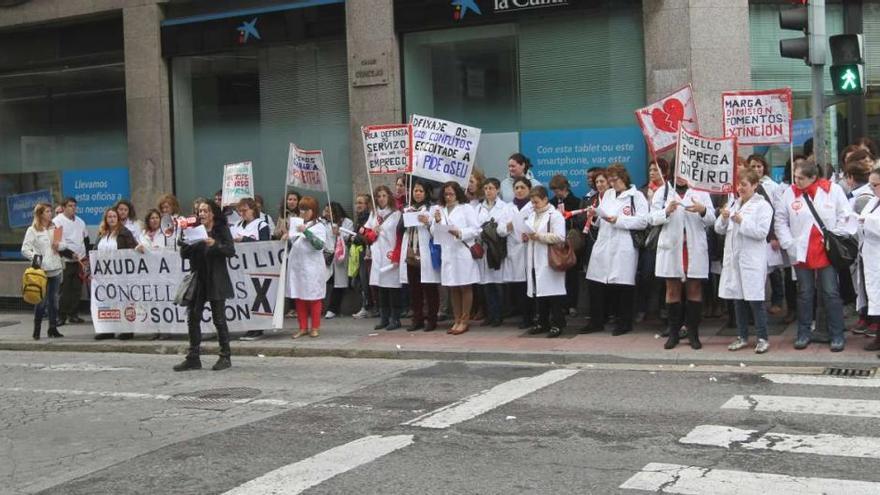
left=755, top=338, right=770, bottom=354
left=324, top=311, right=336, bottom=319
left=728, top=337, right=748, bottom=351
left=352, top=308, right=369, bottom=319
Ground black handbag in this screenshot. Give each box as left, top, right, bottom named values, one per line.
left=173, top=272, right=198, bottom=307
left=628, top=196, right=649, bottom=250
left=802, top=194, right=859, bottom=270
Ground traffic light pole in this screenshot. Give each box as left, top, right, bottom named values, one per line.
left=812, top=65, right=825, bottom=167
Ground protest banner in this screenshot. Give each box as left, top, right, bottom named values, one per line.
left=90, top=241, right=285, bottom=334
left=635, top=84, right=699, bottom=156
left=362, top=124, right=413, bottom=174
left=721, top=88, right=792, bottom=145
left=221, top=161, right=254, bottom=206
left=675, top=127, right=737, bottom=194
left=7, top=189, right=53, bottom=228
left=410, top=114, right=482, bottom=187
left=286, top=144, right=328, bottom=192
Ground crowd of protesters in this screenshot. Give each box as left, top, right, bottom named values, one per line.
left=19, top=138, right=880, bottom=370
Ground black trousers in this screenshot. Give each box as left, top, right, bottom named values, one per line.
left=186, top=298, right=231, bottom=359
left=326, top=285, right=346, bottom=314
left=589, top=281, right=635, bottom=330
left=376, top=287, right=401, bottom=323
left=510, top=281, right=535, bottom=325
left=59, top=262, right=82, bottom=318
left=536, top=295, right=566, bottom=330
left=564, top=268, right=580, bottom=312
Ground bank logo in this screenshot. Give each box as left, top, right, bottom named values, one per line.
left=236, top=17, right=261, bottom=44
left=452, top=0, right=481, bottom=20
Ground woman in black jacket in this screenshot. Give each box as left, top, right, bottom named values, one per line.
left=174, top=200, right=236, bottom=372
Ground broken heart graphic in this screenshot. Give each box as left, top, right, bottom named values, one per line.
left=650, top=98, right=686, bottom=133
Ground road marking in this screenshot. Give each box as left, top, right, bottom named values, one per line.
left=0, top=387, right=300, bottom=407
left=680, top=425, right=880, bottom=459
left=403, top=369, right=578, bottom=429
left=1, top=363, right=134, bottom=371
left=763, top=373, right=880, bottom=388
left=722, top=394, right=880, bottom=418
left=222, top=435, right=414, bottom=495
left=620, top=462, right=880, bottom=494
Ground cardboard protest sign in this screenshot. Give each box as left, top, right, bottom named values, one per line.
left=410, top=115, right=482, bottom=187
left=363, top=124, right=413, bottom=174
left=721, top=88, right=792, bottom=145
left=675, top=127, right=737, bottom=194
left=286, top=144, right=328, bottom=192
left=635, top=84, right=699, bottom=155
left=221, top=161, right=254, bottom=206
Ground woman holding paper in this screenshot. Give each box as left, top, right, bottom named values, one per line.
left=400, top=180, right=441, bottom=331
left=173, top=200, right=235, bottom=372
left=501, top=177, right=535, bottom=329
left=650, top=173, right=716, bottom=350
left=432, top=181, right=481, bottom=335
left=21, top=202, right=64, bottom=340
left=716, top=169, right=774, bottom=354
left=476, top=178, right=507, bottom=327
left=523, top=186, right=567, bottom=337
left=273, top=191, right=300, bottom=240
left=231, top=198, right=270, bottom=243
left=324, top=202, right=354, bottom=320
left=860, top=167, right=880, bottom=352
left=584, top=164, right=649, bottom=336
left=365, top=185, right=403, bottom=330
left=285, top=196, right=329, bottom=338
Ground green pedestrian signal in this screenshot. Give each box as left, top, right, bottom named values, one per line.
left=830, top=64, right=865, bottom=95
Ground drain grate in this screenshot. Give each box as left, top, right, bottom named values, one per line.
left=170, top=387, right=262, bottom=410
left=823, top=367, right=876, bottom=378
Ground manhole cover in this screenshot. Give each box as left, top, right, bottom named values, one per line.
left=823, top=367, right=876, bottom=378
left=170, top=387, right=262, bottom=410
left=0, top=321, right=20, bottom=328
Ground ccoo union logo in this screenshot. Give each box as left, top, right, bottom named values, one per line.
left=97, top=308, right=121, bottom=321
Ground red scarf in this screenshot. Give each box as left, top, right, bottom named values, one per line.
left=793, top=178, right=830, bottom=198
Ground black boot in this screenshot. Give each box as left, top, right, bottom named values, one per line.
left=173, top=354, right=202, bottom=372
left=374, top=308, right=389, bottom=330
left=212, top=356, right=231, bottom=371
left=386, top=308, right=402, bottom=330
left=33, top=320, right=41, bottom=340
left=47, top=326, right=63, bottom=338
left=664, top=302, right=683, bottom=349
left=686, top=300, right=703, bottom=350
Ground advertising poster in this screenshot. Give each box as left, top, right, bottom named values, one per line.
left=61, top=168, right=130, bottom=225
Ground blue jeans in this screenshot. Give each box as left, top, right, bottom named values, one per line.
left=483, top=283, right=502, bottom=322
left=794, top=265, right=845, bottom=342
left=35, top=274, right=61, bottom=327
left=734, top=299, right=768, bottom=340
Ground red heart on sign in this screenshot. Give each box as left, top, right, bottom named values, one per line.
left=650, top=98, right=686, bottom=133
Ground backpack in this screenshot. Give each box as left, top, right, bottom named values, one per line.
left=22, top=255, right=47, bottom=305
left=480, top=218, right=508, bottom=270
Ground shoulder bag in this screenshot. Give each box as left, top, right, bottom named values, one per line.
left=173, top=272, right=198, bottom=307
left=547, top=213, right=576, bottom=271
left=802, top=194, right=859, bottom=270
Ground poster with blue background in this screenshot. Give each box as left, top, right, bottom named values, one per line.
left=521, top=126, right=647, bottom=199
left=7, top=189, right=53, bottom=229
left=62, top=168, right=130, bottom=225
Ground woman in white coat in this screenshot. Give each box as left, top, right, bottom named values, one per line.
left=584, top=164, right=649, bottom=336
left=323, top=202, right=354, bottom=320
left=431, top=181, right=481, bottom=335
left=476, top=178, right=507, bottom=327
left=775, top=160, right=856, bottom=352
left=366, top=185, right=403, bottom=330
left=859, top=167, right=880, bottom=353
left=501, top=177, right=535, bottom=329
left=747, top=154, right=786, bottom=315
left=524, top=186, right=567, bottom=337
left=21, top=202, right=65, bottom=340
left=286, top=196, right=328, bottom=338
left=716, top=170, right=774, bottom=354
left=400, top=180, right=441, bottom=331
left=650, top=175, right=716, bottom=350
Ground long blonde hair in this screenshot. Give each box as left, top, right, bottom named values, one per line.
left=31, top=202, right=53, bottom=231
left=98, top=207, right=122, bottom=238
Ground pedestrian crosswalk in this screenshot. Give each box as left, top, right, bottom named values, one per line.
left=621, top=373, right=880, bottom=493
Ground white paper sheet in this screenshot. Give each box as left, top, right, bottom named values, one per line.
left=433, top=223, right=454, bottom=244
left=403, top=212, right=424, bottom=228
left=289, top=217, right=304, bottom=238
left=182, top=225, right=208, bottom=245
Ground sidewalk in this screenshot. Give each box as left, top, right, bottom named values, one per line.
left=1, top=311, right=878, bottom=367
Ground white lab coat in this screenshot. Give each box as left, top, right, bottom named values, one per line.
left=500, top=201, right=534, bottom=283
left=774, top=182, right=856, bottom=265
left=399, top=205, right=441, bottom=285
left=525, top=206, right=566, bottom=298
left=326, top=217, right=354, bottom=289
left=499, top=171, right=542, bottom=202
left=367, top=207, right=402, bottom=289
left=431, top=202, right=480, bottom=287
left=716, top=194, right=774, bottom=301
left=650, top=184, right=716, bottom=280
left=758, top=176, right=784, bottom=268
left=475, top=199, right=508, bottom=285
left=586, top=186, right=649, bottom=286
left=860, top=197, right=880, bottom=315
left=849, top=183, right=874, bottom=310
left=287, top=221, right=328, bottom=301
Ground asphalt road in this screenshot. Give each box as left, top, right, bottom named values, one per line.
left=1, top=351, right=878, bottom=494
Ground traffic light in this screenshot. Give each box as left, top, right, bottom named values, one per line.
left=779, top=1, right=825, bottom=66
left=829, top=34, right=866, bottom=95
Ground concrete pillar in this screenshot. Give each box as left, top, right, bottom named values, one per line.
left=345, top=0, right=402, bottom=199
left=123, top=4, right=172, bottom=217
left=643, top=0, right=751, bottom=138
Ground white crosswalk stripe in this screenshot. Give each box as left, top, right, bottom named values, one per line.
left=763, top=373, right=880, bottom=388
left=679, top=424, right=880, bottom=459
left=722, top=394, right=880, bottom=418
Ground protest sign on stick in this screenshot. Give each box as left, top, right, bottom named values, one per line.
left=286, top=144, right=328, bottom=192
left=721, top=88, right=792, bottom=145
left=410, top=115, right=481, bottom=188
left=675, top=127, right=738, bottom=194
left=221, top=161, right=254, bottom=207
left=362, top=124, right=413, bottom=174
left=635, top=84, right=699, bottom=156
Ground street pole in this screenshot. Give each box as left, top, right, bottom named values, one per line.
left=809, top=0, right=826, bottom=167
